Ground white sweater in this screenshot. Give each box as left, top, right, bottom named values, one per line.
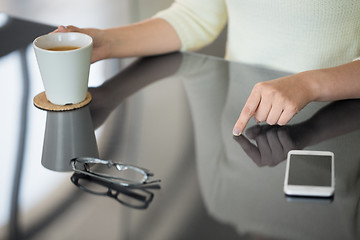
left=155, top=0, right=360, bottom=72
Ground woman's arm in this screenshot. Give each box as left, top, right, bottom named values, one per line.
left=56, top=18, right=181, bottom=63
left=233, top=60, right=360, bottom=136
left=55, top=0, right=227, bottom=62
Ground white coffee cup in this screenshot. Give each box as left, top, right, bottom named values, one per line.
left=33, top=32, right=93, bottom=105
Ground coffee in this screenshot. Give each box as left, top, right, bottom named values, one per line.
left=47, top=46, right=80, bottom=51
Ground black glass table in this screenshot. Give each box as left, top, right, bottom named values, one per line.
left=1, top=13, right=360, bottom=240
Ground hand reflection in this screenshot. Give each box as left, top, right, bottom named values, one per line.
left=234, top=125, right=298, bottom=167
left=235, top=99, right=360, bottom=167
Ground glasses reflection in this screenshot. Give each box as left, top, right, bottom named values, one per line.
left=71, top=173, right=159, bottom=209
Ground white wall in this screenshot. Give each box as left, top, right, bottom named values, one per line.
left=0, top=0, right=173, bottom=28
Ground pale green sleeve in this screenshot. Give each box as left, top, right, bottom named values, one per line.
left=154, top=0, right=228, bottom=51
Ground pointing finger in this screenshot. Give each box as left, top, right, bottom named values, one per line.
left=233, top=90, right=261, bottom=136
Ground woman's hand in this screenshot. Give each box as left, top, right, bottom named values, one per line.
left=54, top=25, right=110, bottom=63
left=233, top=60, right=360, bottom=136
left=233, top=72, right=316, bottom=136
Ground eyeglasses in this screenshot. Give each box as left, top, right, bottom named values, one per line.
left=71, top=157, right=161, bottom=187
left=71, top=173, right=159, bottom=209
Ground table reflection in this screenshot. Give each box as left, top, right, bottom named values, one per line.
left=179, top=54, right=360, bottom=239
left=88, top=51, right=360, bottom=239
left=87, top=53, right=182, bottom=129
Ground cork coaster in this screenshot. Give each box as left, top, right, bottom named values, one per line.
left=33, top=91, right=92, bottom=112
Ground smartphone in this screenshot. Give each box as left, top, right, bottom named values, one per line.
left=284, top=150, right=335, bottom=197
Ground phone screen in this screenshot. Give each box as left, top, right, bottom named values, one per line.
left=288, top=154, right=332, bottom=187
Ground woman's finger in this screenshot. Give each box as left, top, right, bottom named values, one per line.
left=233, top=89, right=261, bottom=136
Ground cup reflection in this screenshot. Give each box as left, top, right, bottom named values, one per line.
left=41, top=106, right=99, bottom=171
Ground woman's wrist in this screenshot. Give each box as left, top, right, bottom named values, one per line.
left=302, top=61, right=360, bottom=102
left=299, top=69, right=328, bottom=102
left=102, top=29, right=114, bottom=59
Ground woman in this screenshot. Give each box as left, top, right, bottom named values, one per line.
left=55, top=0, right=360, bottom=135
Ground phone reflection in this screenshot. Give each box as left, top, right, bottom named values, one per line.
left=285, top=195, right=333, bottom=203
left=41, top=106, right=99, bottom=171
left=234, top=99, right=360, bottom=167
